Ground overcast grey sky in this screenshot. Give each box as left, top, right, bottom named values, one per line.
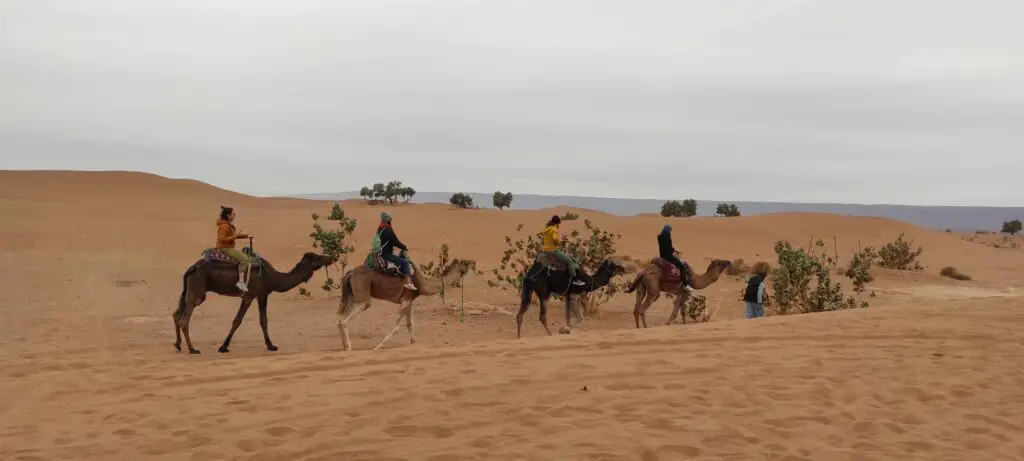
left=1, top=0, right=1021, bottom=206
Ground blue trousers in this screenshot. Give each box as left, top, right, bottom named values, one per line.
left=744, top=301, right=765, bottom=318
left=381, top=252, right=410, bottom=276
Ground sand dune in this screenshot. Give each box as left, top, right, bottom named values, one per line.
left=1, top=171, right=1023, bottom=460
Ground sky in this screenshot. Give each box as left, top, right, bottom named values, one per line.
left=1, top=0, right=1022, bottom=206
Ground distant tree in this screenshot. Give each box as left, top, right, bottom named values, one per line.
left=715, top=203, right=741, bottom=217
left=359, top=186, right=375, bottom=203
left=1002, top=219, right=1022, bottom=235
left=360, top=180, right=414, bottom=204
left=450, top=192, right=474, bottom=209
left=493, top=191, right=513, bottom=210
left=398, top=186, right=416, bottom=203
left=661, top=199, right=697, bottom=217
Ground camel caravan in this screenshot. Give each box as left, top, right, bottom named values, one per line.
left=171, top=206, right=730, bottom=354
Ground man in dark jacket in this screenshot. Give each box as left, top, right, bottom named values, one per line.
left=743, top=268, right=768, bottom=318
left=657, top=224, right=693, bottom=292
left=376, top=212, right=416, bottom=291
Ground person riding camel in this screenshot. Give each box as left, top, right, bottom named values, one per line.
left=657, top=224, right=693, bottom=292
left=542, top=215, right=586, bottom=286
left=374, top=212, right=417, bottom=291
left=215, top=206, right=252, bottom=292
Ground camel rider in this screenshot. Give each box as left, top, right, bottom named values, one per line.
left=216, top=206, right=252, bottom=292
left=542, top=215, right=586, bottom=286
left=657, top=224, right=693, bottom=292
left=375, top=212, right=417, bottom=291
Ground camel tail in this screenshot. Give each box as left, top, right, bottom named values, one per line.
left=177, top=263, right=198, bottom=312
left=623, top=273, right=643, bottom=293
left=338, top=271, right=355, bottom=317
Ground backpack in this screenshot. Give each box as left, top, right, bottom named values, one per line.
left=365, top=231, right=383, bottom=268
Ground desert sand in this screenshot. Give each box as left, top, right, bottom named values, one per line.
left=1, top=170, right=1023, bottom=460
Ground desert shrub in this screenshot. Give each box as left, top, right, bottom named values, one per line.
left=561, top=211, right=580, bottom=221
left=488, top=219, right=623, bottom=316
left=986, top=235, right=1021, bottom=250
left=298, top=203, right=358, bottom=296
left=661, top=199, right=697, bottom=217
left=939, top=266, right=971, bottom=281
left=360, top=180, right=414, bottom=204
left=418, top=243, right=478, bottom=301
left=844, top=245, right=877, bottom=293
left=492, top=191, right=514, bottom=210
left=685, top=294, right=712, bottom=323
left=714, top=203, right=741, bottom=217
left=770, top=239, right=865, bottom=314
left=449, top=192, right=474, bottom=209
left=1002, top=219, right=1022, bottom=235
left=876, top=234, right=924, bottom=271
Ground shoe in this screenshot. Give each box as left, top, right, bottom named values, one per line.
left=403, top=278, right=418, bottom=291
left=235, top=281, right=249, bottom=292
left=572, top=279, right=586, bottom=286
left=682, top=285, right=694, bottom=292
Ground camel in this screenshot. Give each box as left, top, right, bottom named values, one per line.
left=624, top=257, right=733, bottom=328
left=337, top=258, right=475, bottom=352
left=516, top=252, right=627, bottom=339
left=173, top=249, right=334, bottom=354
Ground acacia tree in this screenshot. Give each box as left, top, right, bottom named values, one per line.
left=450, top=192, right=474, bottom=209
left=661, top=199, right=697, bottom=217
left=1002, top=219, right=1022, bottom=235
left=360, top=180, right=415, bottom=204
left=493, top=191, right=513, bottom=210
left=715, top=203, right=740, bottom=217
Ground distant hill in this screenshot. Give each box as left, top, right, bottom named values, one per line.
left=288, top=191, right=1022, bottom=232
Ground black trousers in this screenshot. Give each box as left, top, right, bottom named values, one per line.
left=661, top=253, right=689, bottom=284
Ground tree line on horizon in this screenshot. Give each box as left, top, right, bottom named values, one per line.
left=357, top=180, right=1022, bottom=232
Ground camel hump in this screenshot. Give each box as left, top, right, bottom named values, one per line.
left=652, top=257, right=682, bottom=282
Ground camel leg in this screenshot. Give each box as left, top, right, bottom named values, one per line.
left=405, top=301, right=416, bottom=345
left=538, top=295, right=553, bottom=336
left=373, top=301, right=412, bottom=352
left=516, top=290, right=531, bottom=339
left=338, top=301, right=371, bottom=352
left=256, top=294, right=278, bottom=352
left=561, top=294, right=572, bottom=334
left=632, top=284, right=644, bottom=328
left=218, top=296, right=255, bottom=353
left=637, top=287, right=660, bottom=329
left=666, top=291, right=689, bottom=325
left=180, top=296, right=203, bottom=354
left=173, top=299, right=185, bottom=351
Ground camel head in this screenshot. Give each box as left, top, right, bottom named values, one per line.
left=705, top=259, right=733, bottom=275
left=597, top=258, right=628, bottom=277
left=442, top=259, right=477, bottom=286
left=302, top=252, right=336, bottom=271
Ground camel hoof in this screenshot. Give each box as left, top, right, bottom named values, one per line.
left=189, top=349, right=201, bottom=354
left=174, top=343, right=181, bottom=352
left=218, top=346, right=230, bottom=353
left=409, top=338, right=416, bottom=345
left=558, top=326, right=571, bottom=335
left=266, top=344, right=279, bottom=352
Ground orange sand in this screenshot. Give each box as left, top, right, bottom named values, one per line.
left=1, top=170, right=1022, bottom=460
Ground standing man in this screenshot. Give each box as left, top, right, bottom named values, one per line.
left=743, top=268, right=769, bottom=318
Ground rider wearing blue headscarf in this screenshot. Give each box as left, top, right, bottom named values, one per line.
left=657, top=224, right=693, bottom=291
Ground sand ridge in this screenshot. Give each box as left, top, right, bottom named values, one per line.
left=1, top=171, right=1023, bottom=460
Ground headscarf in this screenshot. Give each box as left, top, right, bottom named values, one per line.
left=378, top=212, right=393, bottom=231
left=661, top=224, right=672, bottom=234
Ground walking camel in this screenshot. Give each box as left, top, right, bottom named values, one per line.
left=624, top=257, right=733, bottom=328
left=516, top=252, right=628, bottom=339
left=337, top=258, right=475, bottom=351
left=173, top=249, right=334, bottom=354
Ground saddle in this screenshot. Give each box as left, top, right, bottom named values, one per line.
left=652, top=257, right=684, bottom=283
left=535, top=251, right=569, bottom=272
left=367, top=253, right=414, bottom=278
left=200, top=247, right=263, bottom=268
